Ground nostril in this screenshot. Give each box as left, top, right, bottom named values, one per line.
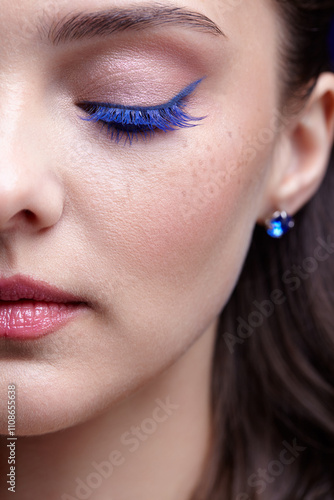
left=23, top=210, right=35, bottom=221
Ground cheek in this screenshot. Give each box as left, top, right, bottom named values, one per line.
left=63, top=96, right=272, bottom=300
left=100, top=132, right=269, bottom=293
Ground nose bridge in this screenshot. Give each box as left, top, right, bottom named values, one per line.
left=0, top=77, right=26, bottom=144
left=0, top=75, right=42, bottom=160
left=0, top=78, right=65, bottom=233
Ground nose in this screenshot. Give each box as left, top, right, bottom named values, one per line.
left=0, top=167, right=64, bottom=233
left=0, top=99, right=64, bottom=234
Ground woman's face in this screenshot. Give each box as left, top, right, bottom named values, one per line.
left=0, top=0, right=281, bottom=434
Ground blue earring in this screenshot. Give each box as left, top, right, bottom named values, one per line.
left=265, top=210, right=295, bottom=238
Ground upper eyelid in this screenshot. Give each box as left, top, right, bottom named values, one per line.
left=76, top=77, right=205, bottom=111
left=75, top=78, right=206, bottom=145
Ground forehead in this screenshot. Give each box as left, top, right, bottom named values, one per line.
left=0, top=0, right=278, bottom=42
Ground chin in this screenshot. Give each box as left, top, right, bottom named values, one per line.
left=0, top=367, right=101, bottom=437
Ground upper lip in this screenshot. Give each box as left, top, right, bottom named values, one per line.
left=0, top=275, right=86, bottom=303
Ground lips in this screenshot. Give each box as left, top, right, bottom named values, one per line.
left=0, top=275, right=88, bottom=339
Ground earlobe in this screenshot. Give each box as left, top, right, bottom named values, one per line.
left=257, top=72, right=334, bottom=225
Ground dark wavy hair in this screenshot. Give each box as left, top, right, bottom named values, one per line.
left=190, top=2, right=334, bottom=499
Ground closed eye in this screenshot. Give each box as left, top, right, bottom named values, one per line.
left=76, top=78, right=206, bottom=146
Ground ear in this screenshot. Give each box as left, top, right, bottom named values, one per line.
left=257, top=72, right=334, bottom=224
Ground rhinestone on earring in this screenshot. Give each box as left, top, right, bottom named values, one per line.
left=265, top=210, right=295, bottom=238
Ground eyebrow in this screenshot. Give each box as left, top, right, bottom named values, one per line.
left=45, top=4, right=225, bottom=45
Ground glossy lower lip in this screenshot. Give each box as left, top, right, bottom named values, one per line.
left=0, top=300, right=86, bottom=340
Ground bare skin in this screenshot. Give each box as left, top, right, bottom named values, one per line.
left=0, top=1, right=334, bottom=499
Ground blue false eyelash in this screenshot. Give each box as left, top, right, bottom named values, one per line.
left=76, top=78, right=206, bottom=145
